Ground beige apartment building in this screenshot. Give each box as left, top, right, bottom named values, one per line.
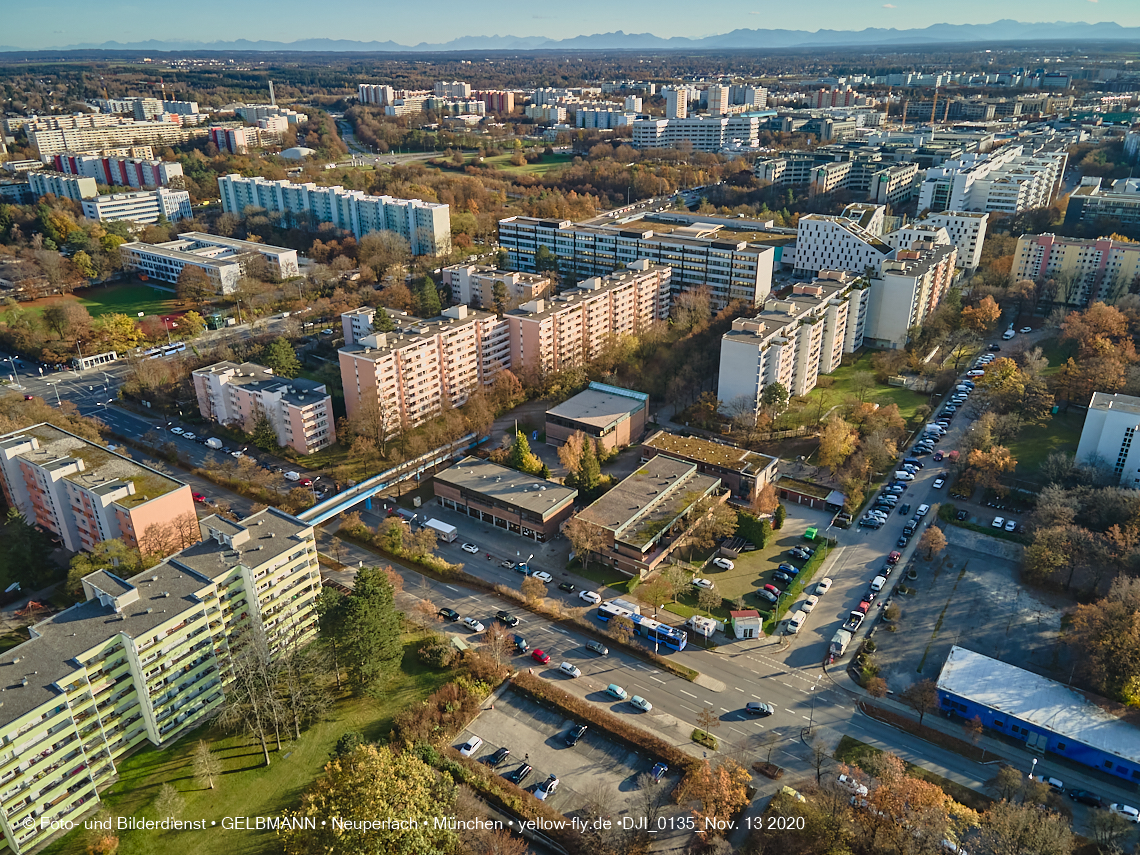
left=864, top=241, right=958, bottom=350
left=440, top=264, right=552, bottom=311
left=0, top=424, right=196, bottom=557
left=1012, top=233, right=1140, bottom=307
left=339, top=261, right=671, bottom=432
left=718, top=272, right=871, bottom=412
left=192, top=361, right=335, bottom=454
left=0, top=507, right=320, bottom=854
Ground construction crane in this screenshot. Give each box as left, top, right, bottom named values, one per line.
left=901, top=99, right=909, bottom=128
left=930, top=89, right=939, bottom=125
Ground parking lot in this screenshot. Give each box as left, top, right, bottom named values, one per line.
left=870, top=525, right=1069, bottom=691
left=454, top=689, right=684, bottom=821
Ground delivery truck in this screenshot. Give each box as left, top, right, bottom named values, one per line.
left=423, top=519, right=458, bottom=542
left=830, top=628, right=854, bottom=658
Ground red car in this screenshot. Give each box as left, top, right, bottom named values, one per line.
left=193, top=492, right=207, bottom=503
left=763, top=584, right=781, bottom=597
left=887, top=551, right=901, bottom=565
left=299, top=478, right=313, bottom=487
left=531, top=649, right=550, bottom=665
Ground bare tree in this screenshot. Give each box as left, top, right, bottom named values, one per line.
left=482, top=623, right=513, bottom=664
left=192, top=740, right=222, bottom=790
left=219, top=630, right=283, bottom=766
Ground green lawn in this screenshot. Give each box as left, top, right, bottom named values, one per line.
left=480, top=152, right=574, bottom=176
left=794, top=351, right=930, bottom=424
left=41, top=632, right=452, bottom=855
left=1006, top=409, right=1085, bottom=482
left=74, top=282, right=181, bottom=318
left=1036, top=335, right=1077, bottom=377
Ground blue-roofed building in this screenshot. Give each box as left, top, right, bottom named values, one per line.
left=937, top=646, right=1140, bottom=783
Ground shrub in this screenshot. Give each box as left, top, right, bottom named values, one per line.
left=692, top=729, right=719, bottom=750
left=418, top=638, right=458, bottom=668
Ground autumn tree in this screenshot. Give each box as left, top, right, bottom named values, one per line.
left=697, top=584, right=722, bottom=616
left=1068, top=578, right=1140, bottom=702
left=918, top=526, right=947, bottom=560
left=899, top=679, right=940, bottom=727
left=686, top=496, right=738, bottom=557
left=153, top=783, right=185, bottom=819
left=482, top=623, right=513, bottom=664
left=192, top=740, right=222, bottom=790
left=819, top=416, right=859, bottom=473
left=961, top=295, right=1002, bottom=332
left=978, top=798, right=1074, bottom=855
left=521, top=574, right=547, bottom=605
left=752, top=483, right=779, bottom=516
left=967, top=445, right=1017, bottom=493
left=695, top=707, right=721, bottom=741
left=556, top=431, right=586, bottom=476
left=42, top=301, right=92, bottom=341
left=682, top=759, right=752, bottom=839
left=176, top=265, right=213, bottom=307
left=673, top=285, right=712, bottom=332
left=219, top=632, right=280, bottom=767
left=280, top=744, right=458, bottom=855
left=609, top=614, right=635, bottom=645
left=564, top=516, right=607, bottom=575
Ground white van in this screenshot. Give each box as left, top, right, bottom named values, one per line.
left=1002, top=329, right=1016, bottom=340
left=284, top=471, right=301, bottom=482
left=787, top=610, right=807, bottom=634
left=893, top=471, right=915, bottom=481
left=870, top=575, right=888, bottom=592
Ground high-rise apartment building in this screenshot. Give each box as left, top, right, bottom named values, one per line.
left=1012, top=233, right=1140, bottom=307
left=26, top=171, right=98, bottom=202
left=192, top=362, right=335, bottom=454
left=473, top=90, right=515, bottom=114
left=917, top=145, right=1067, bottom=214
left=80, top=188, right=192, bottom=224
left=718, top=272, right=870, bottom=410
left=1063, top=178, right=1140, bottom=234
left=26, top=116, right=205, bottom=159
left=1077, top=393, right=1140, bottom=486
left=440, top=264, right=553, bottom=311
left=664, top=88, right=688, bottom=119
left=864, top=241, right=958, bottom=350
left=898, top=211, right=988, bottom=271
left=706, top=85, right=730, bottom=116
left=0, top=423, right=196, bottom=557
left=339, top=262, right=671, bottom=431
left=631, top=116, right=765, bottom=152
left=51, top=153, right=184, bottom=190
left=0, top=506, right=319, bottom=854
left=217, top=175, right=451, bottom=256
left=434, top=81, right=472, bottom=98
left=791, top=207, right=894, bottom=276
left=497, top=216, right=774, bottom=308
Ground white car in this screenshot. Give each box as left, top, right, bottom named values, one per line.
left=992, top=517, right=1005, bottom=528
left=530, top=571, right=553, bottom=583
left=461, top=543, right=480, bottom=554
left=536, top=775, right=559, bottom=800
left=462, top=618, right=485, bottom=633
left=693, top=578, right=714, bottom=590
left=802, top=594, right=820, bottom=613
left=894, top=472, right=915, bottom=482
left=169, top=426, right=183, bottom=434
left=1109, top=804, right=1140, bottom=823
left=916, top=504, right=930, bottom=517
left=1020, top=327, right=1032, bottom=334
left=629, top=695, right=652, bottom=712
left=932, top=478, right=945, bottom=489
left=837, top=773, right=868, bottom=797
left=712, top=557, right=735, bottom=571
left=966, top=369, right=986, bottom=377
left=458, top=736, right=483, bottom=757
left=787, top=611, right=807, bottom=634
left=579, top=590, right=601, bottom=605
left=182, top=432, right=196, bottom=440
left=230, top=451, right=244, bottom=458
left=1005, top=519, right=1017, bottom=532
left=558, top=662, right=582, bottom=678
left=816, top=577, right=833, bottom=595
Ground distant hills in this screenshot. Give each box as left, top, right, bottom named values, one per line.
left=5, top=20, right=1140, bottom=54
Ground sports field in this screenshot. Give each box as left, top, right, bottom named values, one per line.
left=73, top=281, right=181, bottom=317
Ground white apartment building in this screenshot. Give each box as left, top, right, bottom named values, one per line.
left=706, top=85, right=730, bottom=116
left=192, top=361, right=335, bottom=454
left=441, top=264, right=553, bottom=311
left=624, top=95, right=643, bottom=113
left=217, top=175, right=451, bottom=256
left=576, top=108, right=638, bottom=129
left=0, top=507, right=319, bottom=854
left=791, top=208, right=894, bottom=276
left=497, top=216, right=774, bottom=308
left=27, top=171, right=98, bottom=202
left=1013, top=233, right=1140, bottom=307
left=1077, top=392, right=1140, bottom=485
left=81, top=188, right=192, bottom=225
left=51, top=153, right=184, bottom=190
left=26, top=116, right=205, bottom=159
left=631, top=116, right=761, bottom=152
left=120, top=233, right=298, bottom=295
left=664, top=88, right=688, bottom=119
left=234, top=104, right=304, bottom=125
left=718, top=272, right=871, bottom=411
left=339, top=262, right=671, bottom=431
left=524, top=105, right=567, bottom=124
left=864, top=241, right=958, bottom=349
left=917, top=144, right=1067, bottom=214
left=435, top=81, right=472, bottom=98
left=906, top=211, right=988, bottom=271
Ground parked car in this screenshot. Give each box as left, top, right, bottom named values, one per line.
left=838, top=774, right=869, bottom=797
left=816, top=577, right=833, bottom=595
left=859, top=518, right=883, bottom=529
left=170, top=426, right=183, bottom=434
left=438, top=608, right=461, bottom=622
left=559, top=662, right=582, bottom=678
left=536, top=774, right=560, bottom=801
left=182, top=432, right=196, bottom=440
left=1068, top=790, right=1102, bottom=807
left=193, top=492, right=207, bottom=503
left=887, top=551, right=902, bottom=565
left=558, top=582, right=576, bottom=593
left=778, top=563, right=800, bottom=574
left=1032, top=776, right=1065, bottom=793
left=917, top=504, right=930, bottom=517
left=458, top=736, right=483, bottom=758
left=933, top=451, right=945, bottom=461
left=755, top=589, right=779, bottom=604
left=773, top=571, right=794, bottom=584
left=957, top=510, right=969, bottom=521
left=712, top=557, right=735, bottom=570
left=485, top=747, right=511, bottom=767
left=802, top=595, right=819, bottom=612
left=530, top=571, right=553, bottom=583
left=992, top=517, right=1005, bottom=528
left=693, top=578, right=714, bottom=590
left=463, top=618, right=485, bottom=633
left=495, top=610, right=519, bottom=627
left=650, top=762, right=669, bottom=783
left=1110, top=804, right=1140, bottom=822
left=531, top=649, right=550, bottom=664
left=579, top=591, right=601, bottom=605
left=607, top=684, right=628, bottom=700
left=897, top=535, right=910, bottom=548
left=932, top=478, right=945, bottom=489
left=1020, top=327, right=1033, bottom=334
left=461, top=543, right=480, bottom=554
left=763, top=584, right=782, bottom=597
left=513, top=635, right=530, bottom=653
left=899, top=503, right=911, bottom=516
left=586, top=640, right=609, bottom=655
left=629, top=695, right=653, bottom=712
left=1005, top=519, right=1017, bottom=532
left=505, top=763, right=533, bottom=785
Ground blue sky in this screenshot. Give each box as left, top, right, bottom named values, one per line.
left=3, top=0, right=1138, bottom=49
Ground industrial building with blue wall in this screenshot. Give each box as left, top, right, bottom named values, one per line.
left=937, top=646, right=1140, bottom=783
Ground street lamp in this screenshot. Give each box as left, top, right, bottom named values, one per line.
left=46, top=381, right=61, bottom=407
left=310, top=475, right=321, bottom=500
left=1030, top=757, right=1038, bottom=780
left=807, top=673, right=822, bottom=733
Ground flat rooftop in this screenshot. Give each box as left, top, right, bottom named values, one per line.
left=938, top=646, right=1140, bottom=766
left=2, top=422, right=183, bottom=509
left=434, top=457, right=577, bottom=519
left=577, top=455, right=721, bottom=549
left=547, top=383, right=648, bottom=430
left=194, top=361, right=328, bottom=408
left=1089, top=391, right=1140, bottom=417
left=643, top=430, right=776, bottom=475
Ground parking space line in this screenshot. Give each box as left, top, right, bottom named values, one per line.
left=720, top=708, right=731, bottom=713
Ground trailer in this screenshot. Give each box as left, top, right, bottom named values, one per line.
left=423, top=519, right=458, bottom=542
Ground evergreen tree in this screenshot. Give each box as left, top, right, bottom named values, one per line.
left=773, top=503, right=787, bottom=530
left=250, top=405, right=279, bottom=451
left=375, top=307, right=395, bottom=332
left=578, top=438, right=601, bottom=490
left=341, top=567, right=404, bottom=695
left=263, top=337, right=301, bottom=379
left=507, top=431, right=542, bottom=475
left=415, top=277, right=441, bottom=317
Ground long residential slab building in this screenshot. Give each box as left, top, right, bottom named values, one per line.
left=340, top=261, right=671, bottom=432
left=120, top=233, right=299, bottom=295
left=917, top=143, right=1067, bottom=214
left=26, top=115, right=207, bottom=159
left=0, top=507, right=320, bottom=853
left=217, top=174, right=451, bottom=255
left=1013, top=233, right=1140, bottom=307
left=497, top=216, right=775, bottom=308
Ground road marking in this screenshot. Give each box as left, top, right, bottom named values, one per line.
left=679, top=703, right=700, bottom=714
left=802, top=715, right=811, bottom=720
left=649, top=676, right=665, bottom=684
left=548, top=627, right=567, bottom=635
left=443, top=585, right=459, bottom=592
left=733, top=687, right=745, bottom=692
left=703, top=700, right=714, bottom=707
left=720, top=708, right=731, bottom=713
left=679, top=689, right=698, bottom=699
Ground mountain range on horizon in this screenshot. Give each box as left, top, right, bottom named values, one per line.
left=2, top=19, right=1140, bottom=54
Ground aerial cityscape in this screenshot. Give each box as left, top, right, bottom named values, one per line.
left=2, top=8, right=1140, bottom=855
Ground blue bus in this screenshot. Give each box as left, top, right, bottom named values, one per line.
left=595, top=604, right=688, bottom=651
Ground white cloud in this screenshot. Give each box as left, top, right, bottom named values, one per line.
left=882, top=3, right=896, bottom=6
